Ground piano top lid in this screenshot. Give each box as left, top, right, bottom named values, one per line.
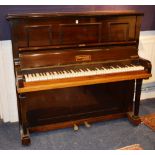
left=7, top=10, right=144, bottom=20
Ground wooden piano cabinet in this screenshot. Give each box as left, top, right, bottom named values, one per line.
left=7, top=11, right=152, bottom=145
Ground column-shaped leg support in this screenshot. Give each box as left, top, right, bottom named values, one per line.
left=19, top=94, right=31, bottom=145
left=127, top=79, right=142, bottom=125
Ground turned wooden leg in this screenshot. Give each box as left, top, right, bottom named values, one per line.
left=127, top=79, right=142, bottom=125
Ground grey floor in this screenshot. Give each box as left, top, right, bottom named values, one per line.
left=0, top=98, right=155, bottom=150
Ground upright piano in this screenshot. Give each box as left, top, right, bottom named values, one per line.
left=7, top=11, right=152, bottom=145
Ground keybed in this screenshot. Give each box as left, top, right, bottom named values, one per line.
left=24, top=64, right=144, bottom=82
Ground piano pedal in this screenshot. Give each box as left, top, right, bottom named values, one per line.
left=84, top=121, right=91, bottom=128
left=73, top=124, right=79, bottom=131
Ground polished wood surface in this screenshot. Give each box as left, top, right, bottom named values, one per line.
left=7, top=11, right=151, bottom=145
left=20, top=81, right=135, bottom=126
left=7, top=11, right=143, bottom=59
left=19, top=46, right=138, bottom=69
left=7, top=10, right=144, bottom=19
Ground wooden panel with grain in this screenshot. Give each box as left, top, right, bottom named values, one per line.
left=25, top=25, right=53, bottom=47
left=19, top=46, right=138, bottom=69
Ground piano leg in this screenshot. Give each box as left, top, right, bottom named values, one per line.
left=20, top=125, right=31, bottom=145
left=127, top=79, right=142, bottom=125
left=19, top=94, right=31, bottom=145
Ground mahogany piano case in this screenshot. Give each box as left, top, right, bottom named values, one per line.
left=7, top=11, right=152, bottom=145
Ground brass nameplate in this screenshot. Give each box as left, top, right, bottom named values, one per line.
left=75, top=55, right=91, bottom=62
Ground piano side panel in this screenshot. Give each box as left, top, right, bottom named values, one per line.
left=22, top=80, right=134, bottom=127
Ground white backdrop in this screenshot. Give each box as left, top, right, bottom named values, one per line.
left=0, top=32, right=155, bottom=122
left=139, top=31, right=155, bottom=84
left=0, top=40, right=18, bottom=122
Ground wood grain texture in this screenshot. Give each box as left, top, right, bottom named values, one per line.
left=19, top=46, right=138, bottom=69
left=7, top=11, right=141, bottom=59
left=7, top=11, right=144, bottom=20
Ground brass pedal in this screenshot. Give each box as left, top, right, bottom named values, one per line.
left=84, top=121, right=91, bottom=128
left=73, top=124, right=79, bottom=131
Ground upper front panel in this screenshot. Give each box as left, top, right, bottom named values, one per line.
left=7, top=11, right=143, bottom=59
left=10, top=16, right=137, bottom=47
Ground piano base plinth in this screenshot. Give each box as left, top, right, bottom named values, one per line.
left=127, top=112, right=141, bottom=126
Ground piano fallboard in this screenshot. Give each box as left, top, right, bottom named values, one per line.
left=19, top=46, right=138, bottom=69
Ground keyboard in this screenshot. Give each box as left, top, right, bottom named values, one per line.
left=24, top=64, right=144, bottom=82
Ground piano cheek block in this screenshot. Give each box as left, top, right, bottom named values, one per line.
left=7, top=11, right=152, bottom=145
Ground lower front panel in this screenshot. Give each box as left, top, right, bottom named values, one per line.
left=21, top=80, right=135, bottom=127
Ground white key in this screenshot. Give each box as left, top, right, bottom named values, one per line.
left=24, top=74, right=29, bottom=82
